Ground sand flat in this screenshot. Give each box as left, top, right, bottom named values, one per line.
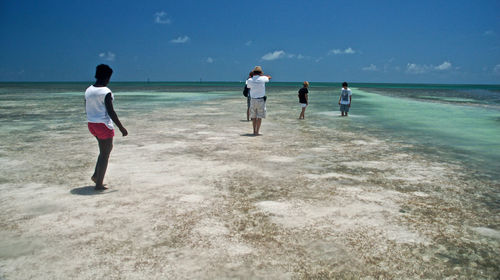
left=0, top=91, right=499, bottom=279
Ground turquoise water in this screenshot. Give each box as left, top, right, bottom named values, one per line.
left=1, top=82, right=499, bottom=179
left=355, top=89, right=499, bottom=165
left=314, top=88, right=500, bottom=179
left=266, top=82, right=500, bottom=180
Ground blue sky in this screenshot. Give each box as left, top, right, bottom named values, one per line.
left=0, top=0, right=499, bottom=83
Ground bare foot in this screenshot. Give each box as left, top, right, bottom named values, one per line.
left=91, top=176, right=97, bottom=183
left=94, top=185, right=108, bottom=191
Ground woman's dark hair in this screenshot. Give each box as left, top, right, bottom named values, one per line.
left=95, top=64, right=113, bottom=80
left=253, top=70, right=262, bottom=75
left=342, top=82, right=348, bottom=87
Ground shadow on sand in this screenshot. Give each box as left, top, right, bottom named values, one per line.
left=241, top=133, right=263, bottom=137
left=70, top=186, right=117, bottom=196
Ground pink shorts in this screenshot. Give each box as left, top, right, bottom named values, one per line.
left=88, top=123, right=114, bottom=139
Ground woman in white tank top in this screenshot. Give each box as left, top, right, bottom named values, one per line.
left=84, top=64, right=128, bottom=191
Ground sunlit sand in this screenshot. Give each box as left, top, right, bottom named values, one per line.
left=0, top=87, right=498, bottom=279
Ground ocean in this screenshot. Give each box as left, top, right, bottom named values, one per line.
left=0, top=82, right=499, bottom=278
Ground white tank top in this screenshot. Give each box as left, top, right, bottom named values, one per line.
left=85, top=85, right=114, bottom=129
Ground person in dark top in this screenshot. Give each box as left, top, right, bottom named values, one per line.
left=298, top=81, right=309, bottom=119
left=243, top=71, right=253, bottom=121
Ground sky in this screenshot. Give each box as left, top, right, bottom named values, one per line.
left=0, top=0, right=499, bottom=83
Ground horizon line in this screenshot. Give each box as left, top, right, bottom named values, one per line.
left=0, top=81, right=499, bottom=86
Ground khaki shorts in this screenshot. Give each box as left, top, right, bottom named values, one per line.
left=250, top=98, right=266, bottom=119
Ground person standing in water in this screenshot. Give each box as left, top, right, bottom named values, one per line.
left=85, top=64, right=128, bottom=191
left=298, top=81, right=309, bottom=119
left=243, top=71, right=253, bottom=121
left=338, top=81, right=352, bottom=117
left=246, top=66, right=271, bottom=135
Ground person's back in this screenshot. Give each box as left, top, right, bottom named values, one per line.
left=247, top=75, right=269, bottom=98
left=298, top=87, right=308, bottom=104
left=246, top=66, right=271, bottom=135
left=340, top=88, right=351, bottom=104
left=298, top=81, right=309, bottom=119
left=85, top=85, right=114, bottom=129
left=85, top=64, right=128, bottom=191
left=338, top=81, right=352, bottom=117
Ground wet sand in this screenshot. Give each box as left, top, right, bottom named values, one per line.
left=0, top=93, right=499, bottom=279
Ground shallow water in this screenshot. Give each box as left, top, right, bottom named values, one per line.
left=0, top=82, right=499, bottom=279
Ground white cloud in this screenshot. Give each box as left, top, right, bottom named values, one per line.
left=262, top=50, right=286, bottom=61
left=206, top=57, right=214, bottom=63
left=245, top=40, right=252, bottom=46
left=406, top=63, right=426, bottom=74
left=406, top=61, right=453, bottom=74
left=171, top=36, right=190, bottom=44
left=434, top=61, right=452, bottom=71
left=260, top=51, right=309, bottom=61
left=287, top=53, right=307, bottom=59
left=362, top=64, right=378, bottom=71
left=494, top=64, right=500, bottom=74
left=328, top=47, right=356, bottom=55
left=99, top=51, right=115, bottom=61
left=344, top=47, right=355, bottom=54
left=154, top=11, right=171, bottom=24
left=406, top=63, right=429, bottom=74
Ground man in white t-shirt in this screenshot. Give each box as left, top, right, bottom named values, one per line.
left=246, top=66, right=271, bottom=135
